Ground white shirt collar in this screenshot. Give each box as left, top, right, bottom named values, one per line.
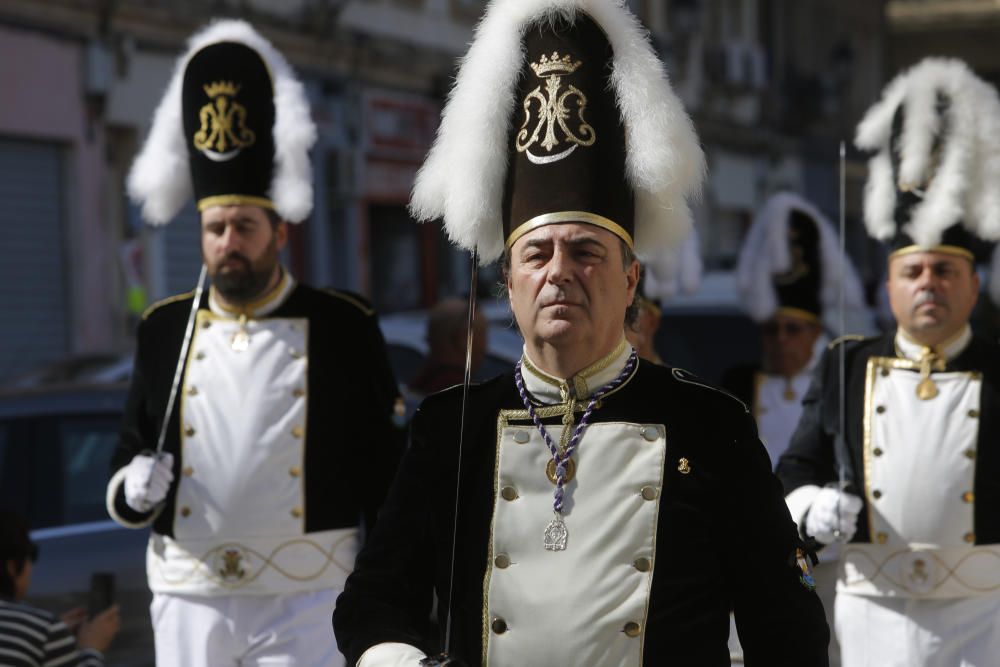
left=895, top=324, right=972, bottom=362
left=520, top=338, right=633, bottom=405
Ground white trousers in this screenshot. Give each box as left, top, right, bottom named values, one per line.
left=835, top=593, right=1000, bottom=667
left=151, top=589, right=344, bottom=667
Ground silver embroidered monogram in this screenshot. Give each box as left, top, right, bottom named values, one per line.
left=516, top=52, right=596, bottom=165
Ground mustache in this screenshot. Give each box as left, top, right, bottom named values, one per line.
left=219, top=252, right=251, bottom=271
left=913, top=291, right=943, bottom=307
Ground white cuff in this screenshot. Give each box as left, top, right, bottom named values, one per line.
left=357, top=642, right=428, bottom=667
left=784, top=484, right=821, bottom=530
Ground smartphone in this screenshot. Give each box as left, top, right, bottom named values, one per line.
left=88, top=572, right=115, bottom=616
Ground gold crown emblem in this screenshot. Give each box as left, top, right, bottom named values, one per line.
left=202, top=80, right=241, bottom=98
left=530, top=52, right=582, bottom=77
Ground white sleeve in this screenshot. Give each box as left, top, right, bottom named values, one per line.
left=356, top=642, right=428, bottom=667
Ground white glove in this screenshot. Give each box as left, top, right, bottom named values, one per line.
left=123, top=453, right=174, bottom=513
left=804, top=488, right=864, bottom=544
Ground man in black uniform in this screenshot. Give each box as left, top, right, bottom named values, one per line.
left=333, top=1, right=829, bottom=665
left=778, top=58, right=1000, bottom=666
left=104, top=20, right=402, bottom=667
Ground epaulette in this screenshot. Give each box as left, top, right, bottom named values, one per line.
left=827, top=334, right=867, bottom=350
left=320, top=288, right=375, bottom=317
left=141, top=290, right=195, bottom=321
left=670, top=367, right=749, bottom=413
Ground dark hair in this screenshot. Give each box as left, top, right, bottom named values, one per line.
left=0, top=510, right=36, bottom=599
left=265, top=208, right=283, bottom=229
left=500, top=237, right=640, bottom=328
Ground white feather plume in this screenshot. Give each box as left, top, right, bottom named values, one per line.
left=735, top=192, right=872, bottom=336
left=855, top=57, right=1000, bottom=247
left=410, top=0, right=705, bottom=263
left=127, top=19, right=316, bottom=224
left=643, top=228, right=702, bottom=301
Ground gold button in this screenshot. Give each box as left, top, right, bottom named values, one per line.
left=196, top=351, right=206, bottom=360
left=964, top=532, right=976, bottom=544
left=873, top=447, right=883, bottom=457
left=641, top=426, right=659, bottom=442
left=880, top=368, right=890, bottom=377
left=180, top=506, right=191, bottom=517
left=289, top=466, right=302, bottom=477
left=290, top=349, right=303, bottom=359
left=872, top=489, right=883, bottom=499
left=965, top=449, right=977, bottom=460
left=183, top=466, right=194, bottom=477
left=876, top=405, right=886, bottom=414
left=513, top=430, right=529, bottom=444
left=876, top=532, right=888, bottom=544
left=623, top=621, right=641, bottom=637
left=187, top=386, right=198, bottom=396
left=291, top=426, right=304, bottom=438
left=968, top=409, right=980, bottom=418
left=491, top=618, right=508, bottom=635
left=292, top=388, right=305, bottom=398
left=500, top=486, right=518, bottom=501
left=640, top=486, right=658, bottom=501
left=291, top=507, right=303, bottom=518
left=201, top=320, right=211, bottom=329
left=494, top=553, right=511, bottom=569
left=184, top=424, right=196, bottom=437
left=972, top=371, right=983, bottom=380
left=633, top=557, right=651, bottom=572
left=962, top=491, right=974, bottom=503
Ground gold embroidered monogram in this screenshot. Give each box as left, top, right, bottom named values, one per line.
left=193, top=80, right=256, bottom=162
left=516, top=52, right=596, bottom=165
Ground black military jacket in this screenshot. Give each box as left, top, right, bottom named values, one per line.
left=777, top=332, right=1000, bottom=545
left=109, top=283, right=403, bottom=536
left=334, top=360, right=829, bottom=666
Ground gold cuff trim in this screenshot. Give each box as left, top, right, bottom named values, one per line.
left=197, top=194, right=275, bottom=212
left=775, top=307, right=822, bottom=325
left=506, top=211, right=634, bottom=249
left=889, top=245, right=974, bottom=262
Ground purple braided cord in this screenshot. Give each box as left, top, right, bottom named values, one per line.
left=514, top=350, right=637, bottom=513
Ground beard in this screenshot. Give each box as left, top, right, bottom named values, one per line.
left=210, top=245, right=278, bottom=305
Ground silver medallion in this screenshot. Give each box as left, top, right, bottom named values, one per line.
left=543, top=514, right=568, bottom=551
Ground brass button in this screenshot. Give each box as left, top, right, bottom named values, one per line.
left=873, top=447, right=883, bottom=457
left=290, top=349, right=303, bottom=359
left=876, top=532, right=888, bottom=544
left=876, top=405, right=886, bottom=414
left=640, top=486, right=658, bottom=501
left=186, top=386, right=198, bottom=396
left=500, top=486, right=518, bottom=501
left=623, top=621, right=641, bottom=637
left=289, top=466, right=302, bottom=478
left=180, top=506, right=191, bottom=518
left=633, top=557, right=651, bottom=572
left=513, top=430, right=529, bottom=444
left=184, top=424, right=196, bottom=437
left=291, top=426, right=304, bottom=438
left=183, top=466, right=194, bottom=477
left=641, top=426, right=659, bottom=442
left=962, top=491, right=974, bottom=503
left=965, top=449, right=977, bottom=460
left=196, top=351, right=206, bottom=360
left=872, top=489, right=882, bottom=500
left=964, top=532, right=976, bottom=544
left=200, top=320, right=211, bottom=329
left=491, top=618, right=508, bottom=635
left=494, top=553, right=511, bottom=569
left=292, top=388, right=305, bottom=398
left=968, top=409, right=980, bottom=418
left=880, top=368, right=890, bottom=377
left=291, top=507, right=303, bottom=518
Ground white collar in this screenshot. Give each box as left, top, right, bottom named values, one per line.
left=208, top=267, right=296, bottom=319
left=520, top=338, right=633, bottom=405
left=895, top=325, right=972, bottom=362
